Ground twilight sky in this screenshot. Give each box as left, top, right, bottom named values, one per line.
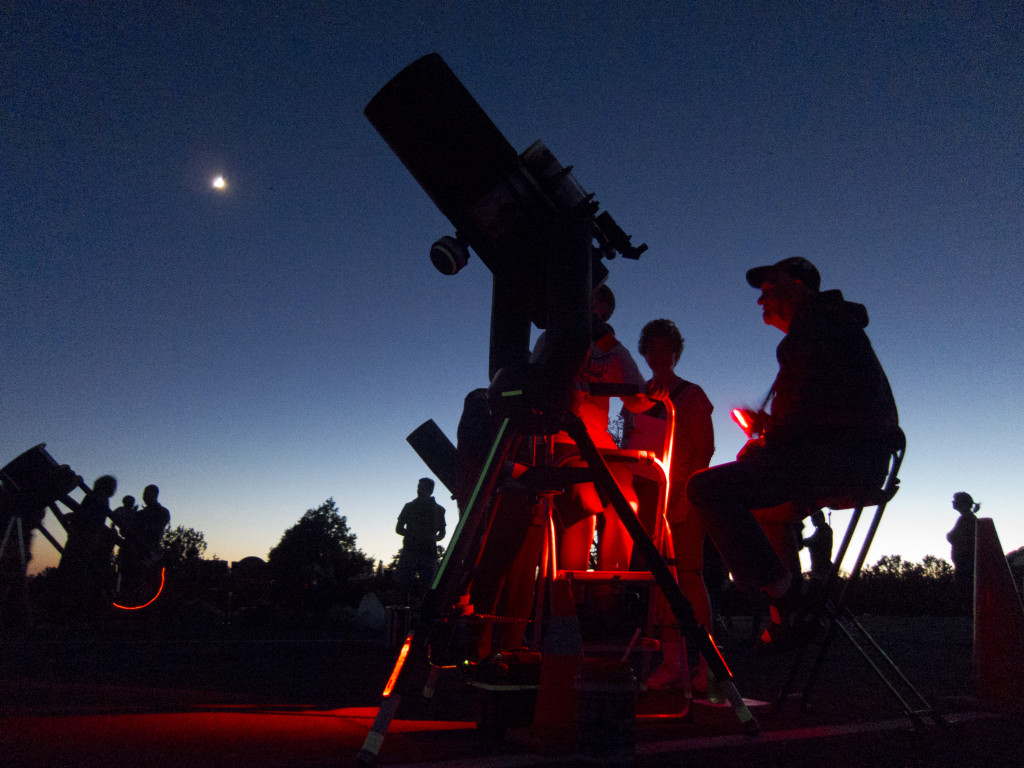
left=4, top=3, right=1023, bottom=575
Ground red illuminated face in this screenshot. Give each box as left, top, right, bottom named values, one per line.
left=642, top=336, right=679, bottom=377
left=757, top=272, right=805, bottom=333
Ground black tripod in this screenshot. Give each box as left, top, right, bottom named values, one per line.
left=359, top=399, right=759, bottom=763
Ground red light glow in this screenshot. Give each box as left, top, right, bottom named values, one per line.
left=731, top=409, right=753, bottom=436
left=382, top=633, right=414, bottom=697
left=112, top=568, right=166, bottom=610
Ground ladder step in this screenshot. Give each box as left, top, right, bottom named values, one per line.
left=559, top=570, right=656, bottom=582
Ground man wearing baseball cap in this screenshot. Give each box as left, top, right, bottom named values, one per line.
left=686, top=257, right=898, bottom=650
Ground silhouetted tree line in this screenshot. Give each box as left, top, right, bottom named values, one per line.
left=21, top=498, right=390, bottom=625
left=843, top=555, right=960, bottom=616
left=713, top=553, right=979, bottom=619
left=22, top=495, right=1000, bottom=626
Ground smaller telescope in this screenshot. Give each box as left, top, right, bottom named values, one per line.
left=1, top=444, right=82, bottom=560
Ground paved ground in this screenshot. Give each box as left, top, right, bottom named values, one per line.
left=2, top=612, right=1022, bottom=767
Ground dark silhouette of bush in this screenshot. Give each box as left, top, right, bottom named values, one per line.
left=160, top=525, right=208, bottom=567
left=267, top=498, right=373, bottom=613
left=712, top=554, right=964, bottom=621
left=844, top=554, right=960, bottom=616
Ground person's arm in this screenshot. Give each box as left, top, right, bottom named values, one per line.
left=396, top=504, right=409, bottom=537
left=434, top=504, right=446, bottom=541
left=623, top=380, right=663, bottom=414
left=670, top=387, right=714, bottom=466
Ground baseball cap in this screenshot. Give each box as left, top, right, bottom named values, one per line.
left=746, top=257, right=821, bottom=291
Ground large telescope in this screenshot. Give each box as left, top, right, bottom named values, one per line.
left=365, top=53, right=647, bottom=417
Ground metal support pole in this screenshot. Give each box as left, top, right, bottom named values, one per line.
left=563, top=414, right=759, bottom=735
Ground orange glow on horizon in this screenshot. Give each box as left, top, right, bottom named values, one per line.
left=112, top=568, right=166, bottom=610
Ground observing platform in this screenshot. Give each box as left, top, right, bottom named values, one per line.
left=2, top=612, right=1019, bottom=767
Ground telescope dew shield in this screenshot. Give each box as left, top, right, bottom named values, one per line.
left=364, top=53, right=519, bottom=239
left=406, top=419, right=459, bottom=495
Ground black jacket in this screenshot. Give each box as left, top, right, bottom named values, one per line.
left=766, top=289, right=898, bottom=449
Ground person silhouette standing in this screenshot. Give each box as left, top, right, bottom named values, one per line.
left=802, top=509, right=834, bottom=590
left=137, top=485, right=170, bottom=564
left=947, top=491, right=980, bottom=612
left=59, top=475, right=119, bottom=623
left=625, top=318, right=715, bottom=690
left=395, top=478, right=446, bottom=603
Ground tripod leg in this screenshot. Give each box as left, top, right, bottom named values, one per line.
left=34, top=523, right=63, bottom=554
left=15, top=517, right=26, bottom=565
left=359, top=419, right=520, bottom=764
left=0, top=517, right=33, bottom=627
left=0, top=517, right=15, bottom=559
left=565, top=416, right=759, bottom=734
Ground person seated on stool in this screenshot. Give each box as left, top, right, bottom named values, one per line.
left=686, top=257, right=898, bottom=651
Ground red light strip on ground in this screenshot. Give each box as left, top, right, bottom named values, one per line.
left=112, top=568, right=166, bottom=610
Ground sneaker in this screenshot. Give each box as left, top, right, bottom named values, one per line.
left=754, top=578, right=806, bottom=655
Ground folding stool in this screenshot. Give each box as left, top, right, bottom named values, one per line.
left=774, top=427, right=944, bottom=727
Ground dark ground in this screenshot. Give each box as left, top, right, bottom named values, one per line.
left=2, top=608, right=1023, bottom=767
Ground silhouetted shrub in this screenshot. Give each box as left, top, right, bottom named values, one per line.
left=267, top=498, right=374, bottom=612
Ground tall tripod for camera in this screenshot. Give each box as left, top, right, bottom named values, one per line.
left=359, top=392, right=759, bottom=763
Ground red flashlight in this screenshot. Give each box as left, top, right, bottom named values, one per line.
left=731, top=408, right=753, bottom=437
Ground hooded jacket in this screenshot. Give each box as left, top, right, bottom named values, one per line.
left=765, top=289, right=898, bottom=449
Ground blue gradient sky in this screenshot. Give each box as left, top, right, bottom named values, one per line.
left=4, top=3, right=1022, bottom=575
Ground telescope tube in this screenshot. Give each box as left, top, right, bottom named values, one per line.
left=364, top=53, right=519, bottom=239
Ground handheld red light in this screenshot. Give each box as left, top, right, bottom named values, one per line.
left=731, top=409, right=753, bottom=436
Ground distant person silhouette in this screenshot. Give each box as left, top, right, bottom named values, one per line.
left=947, top=491, right=980, bottom=610
left=110, top=494, right=143, bottom=588
left=137, top=485, right=170, bottom=563
left=110, top=495, right=137, bottom=527
left=802, top=508, right=834, bottom=586
left=58, top=474, right=119, bottom=623
left=395, top=478, right=446, bottom=603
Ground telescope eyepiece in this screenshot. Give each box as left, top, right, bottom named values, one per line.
left=429, top=236, right=470, bottom=275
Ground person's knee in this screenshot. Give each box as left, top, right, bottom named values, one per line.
left=686, top=467, right=733, bottom=520
left=685, top=467, right=712, bottom=507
